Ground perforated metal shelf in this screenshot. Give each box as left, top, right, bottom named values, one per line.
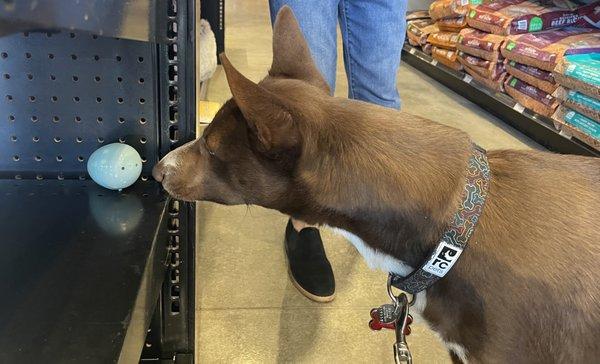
left=0, top=30, right=159, bottom=180
left=0, top=180, right=170, bottom=364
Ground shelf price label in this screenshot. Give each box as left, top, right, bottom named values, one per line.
left=463, top=74, right=473, bottom=84
left=431, top=59, right=438, bottom=66
left=409, top=47, right=416, bottom=55
left=558, top=130, right=572, bottom=139
left=512, top=103, right=525, bottom=114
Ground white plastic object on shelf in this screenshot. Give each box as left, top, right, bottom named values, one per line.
left=199, top=19, right=217, bottom=82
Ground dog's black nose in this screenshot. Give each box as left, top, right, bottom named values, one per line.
left=152, top=163, right=165, bottom=183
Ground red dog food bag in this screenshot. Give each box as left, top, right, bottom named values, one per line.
left=505, top=60, right=558, bottom=93
left=577, top=2, right=600, bottom=29
left=457, top=28, right=507, bottom=61
left=432, top=47, right=464, bottom=71
left=423, top=43, right=434, bottom=55
left=504, top=75, right=560, bottom=116
left=467, top=0, right=582, bottom=35
left=437, top=16, right=469, bottom=31
left=457, top=51, right=505, bottom=79
left=464, top=65, right=508, bottom=92
left=428, top=31, right=462, bottom=49
left=501, top=28, right=600, bottom=71
left=407, top=19, right=440, bottom=45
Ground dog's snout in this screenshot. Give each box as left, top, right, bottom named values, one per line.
left=152, top=163, right=166, bottom=183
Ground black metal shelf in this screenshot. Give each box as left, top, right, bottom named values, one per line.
left=0, top=0, right=197, bottom=361
left=402, top=44, right=600, bottom=158
left=0, top=180, right=171, bottom=363
left=0, top=0, right=168, bottom=43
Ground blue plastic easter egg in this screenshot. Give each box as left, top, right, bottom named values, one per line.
left=87, top=143, right=143, bottom=190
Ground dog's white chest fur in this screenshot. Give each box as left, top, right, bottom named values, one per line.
left=329, top=227, right=469, bottom=363
left=331, top=227, right=414, bottom=276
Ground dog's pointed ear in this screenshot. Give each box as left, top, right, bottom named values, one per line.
left=220, top=53, right=299, bottom=152
left=269, top=6, right=330, bottom=93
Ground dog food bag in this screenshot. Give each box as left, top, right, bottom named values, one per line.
left=501, top=28, right=600, bottom=71
left=407, top=19, right=440, bottom=45
left=458, top=51, right=505, bottom=79
left=429, top=0, right=477, bottom=21
left=428, top=31, right=462, bottom=49
left=553, top=86, right=600, bottom=122
left=505, top=60, right=558, bottom=93
left=432, top=47, right=464, bottom=70
left=466, top=0, right=582, bottom=35
left=422, top=43, right=434, bottom=55
left=457, top=28, right=507, bottom=61
left=553, top=53, right=600, bottom=99
left=408, top=36, right=420, bottom=47
left=437, top=16, right=469, bottom=31
left=465, top=65, right=508, bottom=92
left=552, top=106, right=600, bottom=150
left=407, top=10, right=432, bottom=21
left=505, top=75, right=560, bottom=116
left=577, top=2, right=600, bottom=29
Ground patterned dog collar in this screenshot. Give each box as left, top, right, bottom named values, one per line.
left=390, top=145, right=491, bottom=294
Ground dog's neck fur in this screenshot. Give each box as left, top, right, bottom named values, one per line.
left=272, top=85, right=474, bottom=268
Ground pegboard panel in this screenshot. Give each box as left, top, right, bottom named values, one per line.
left=0, top=30, right=159, bottom=180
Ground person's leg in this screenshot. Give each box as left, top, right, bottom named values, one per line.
left=338, top=0, right=406, bottom=109
left=269, top=0, right=338, bottom=302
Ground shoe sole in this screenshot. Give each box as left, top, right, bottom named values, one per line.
left=287, top=267, right=336, bottom=303
left=283, top=227, right=335, bottom=303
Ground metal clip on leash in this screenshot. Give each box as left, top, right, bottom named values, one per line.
left=387, top=275, right=413, bottom=364
left=393, top=293, right=412, bottom=364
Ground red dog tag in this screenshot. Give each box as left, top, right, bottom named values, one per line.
left=369, top=307, right=412, bottom=334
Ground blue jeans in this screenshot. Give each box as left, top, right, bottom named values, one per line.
left=269, top=0, right=406, bottom=109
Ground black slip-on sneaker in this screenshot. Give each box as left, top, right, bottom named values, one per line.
left=284, top=219, right=335, bottom=302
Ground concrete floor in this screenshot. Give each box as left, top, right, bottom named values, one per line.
left=195, top=1, right=540, bottom=363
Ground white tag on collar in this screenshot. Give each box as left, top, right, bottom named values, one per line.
left=422, top=241, right=463, bottom=277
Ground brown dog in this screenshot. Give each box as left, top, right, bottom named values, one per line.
left=153, top=7, right=600, bottom=363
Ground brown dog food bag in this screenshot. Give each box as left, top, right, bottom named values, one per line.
left=505, top=60, right=557, bottom=93
left=553, top=86, right=600, bottom=122
left=407, top=10, right=432, bottom=21
left=457, top=51, right=505, bottom=79
left=428, top=31, right=462, bottom=49
left=437, top=16, right=469, bottom=31
left=551, top=106, right=600, bottom=150
left=432, top=47, right=464, bottom=71
left=464, top=65, right=508, bottom=92
left=553, top=53, right=600, bottom=99
left=457, top=28, right=507, bottom=61
left=501, top=28, right=600, bottom=71
left=466, top=0, right=581, bottom=35
left=407, top=20, right=440, bottom=45
left=408, top=36, right=420, bottom=47
left=429, top=0, right=473, bottom=21
left=504, top=75, right=560, bottom=116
